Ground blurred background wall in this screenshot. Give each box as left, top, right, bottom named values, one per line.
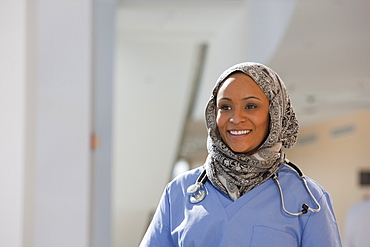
left=1, top=0, right=370, bottom=247
left=0, top=0, right=115, bottom=247
left=285, top=109, right=370, bottom=232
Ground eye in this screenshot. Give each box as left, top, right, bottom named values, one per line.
left=245, top=104, right=258, bottom=110
left=219, top=104, right=231, bottom=111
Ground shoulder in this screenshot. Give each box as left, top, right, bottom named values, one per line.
left=277, top=164, right=328, bottom=201
left=277, top=163, right=341, bottom=231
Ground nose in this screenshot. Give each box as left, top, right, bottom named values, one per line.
left=230, top=109, right=247, bottom=124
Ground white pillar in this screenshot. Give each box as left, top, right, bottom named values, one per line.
left=1, top=1, right=116, bottom=246
left=25, top=1, right=93, bottom=246
left=0, top=1, right=27, bottom=246
left=91, top=0, right=116, bottom=246
left=32, top=1, right=92, bottom=246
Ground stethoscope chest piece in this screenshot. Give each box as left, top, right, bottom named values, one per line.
left=187, top=182, right=206, bottom=204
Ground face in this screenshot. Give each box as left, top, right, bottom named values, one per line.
left=216, top=73, right=270, bottom=154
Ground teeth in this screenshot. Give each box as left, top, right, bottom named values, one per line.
left=230, top=130, right=251, bottom=135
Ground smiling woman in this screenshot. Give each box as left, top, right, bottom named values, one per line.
left=204, top=62, right=299, bottom=201
left=140, top=62, right=342, bottom=247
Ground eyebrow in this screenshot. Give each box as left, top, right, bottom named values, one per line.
left=218, top=96, right=262, bottom=101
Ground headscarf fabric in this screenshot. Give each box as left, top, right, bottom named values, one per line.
left=205, top=62, right=299, bottom=200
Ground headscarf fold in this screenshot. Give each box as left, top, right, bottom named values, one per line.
left=205, top=62, right=299, bottom=200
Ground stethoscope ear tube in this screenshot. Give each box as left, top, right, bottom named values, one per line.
left=273, top=162, right=321, bottom=216
left=187, top=162, right=321, bottom=216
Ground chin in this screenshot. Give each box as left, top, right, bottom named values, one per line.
left=231, top=147, right=250, bottom=154
left=231, top=146, right=258, bottom=155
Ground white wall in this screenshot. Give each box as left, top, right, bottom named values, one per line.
left=0, top=1, right=95, bottom=246
left=113, top=34, right=199, bottom=246
left=0, top=1, right=27, bottom=246
left=31, top=1, right=92, bottom=246
left=91, top=1, right=116, bottom=247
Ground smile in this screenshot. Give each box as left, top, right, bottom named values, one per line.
left=229, top=130, right=251, bottom=135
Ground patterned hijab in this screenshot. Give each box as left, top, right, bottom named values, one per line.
left=205, top=62, right=299, bottom=200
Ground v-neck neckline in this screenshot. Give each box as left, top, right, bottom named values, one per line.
left=209, top=178, right=274, bottom=221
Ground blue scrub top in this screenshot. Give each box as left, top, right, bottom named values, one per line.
left=140, top=165, right=342, bottom=247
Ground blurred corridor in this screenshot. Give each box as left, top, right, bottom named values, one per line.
left=1, top=0, right=370, bottom=246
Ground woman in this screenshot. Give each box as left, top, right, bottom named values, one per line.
left=140, top=62, right=342, bottom=246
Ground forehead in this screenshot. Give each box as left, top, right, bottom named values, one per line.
left=216, top=72, right=267, bottom=98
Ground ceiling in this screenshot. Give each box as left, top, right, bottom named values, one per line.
left=269, top=0, right=370, bottom=127
left=118, top=0, right=370, bottom=162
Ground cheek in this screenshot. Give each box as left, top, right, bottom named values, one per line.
left=215, top=111, right=223, bottom=127
left=253, top=111, right=269, bottom=134
left=260, top=114, right=270, bottom=136
left=216, top=112, right=228, bottom=139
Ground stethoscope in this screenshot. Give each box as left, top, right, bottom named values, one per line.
left=187, top=160, right=321, bottom=216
